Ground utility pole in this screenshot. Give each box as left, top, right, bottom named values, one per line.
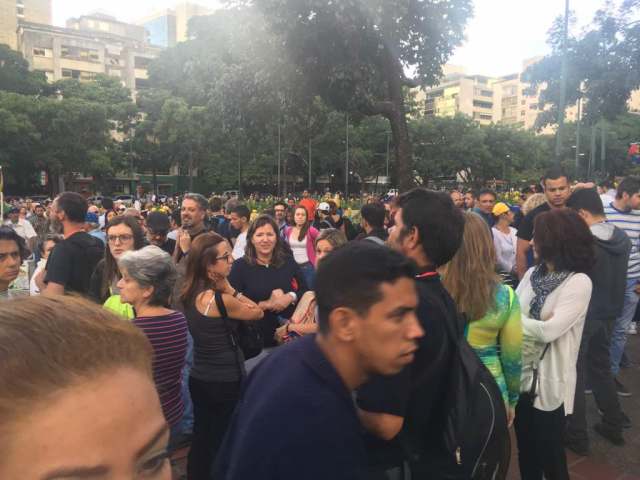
left=277, top=124, right=281, bottom=197
left=575, top=96, right=582, bottom=176
left=386, top=132, right=390, bottom=179
left=345, top=113, right=349, bottom=199
left=555, top=0, right=570, bottom=165
left=308, top=138, right=312, bottom=191
left=600, top=121, right=606, bottom=173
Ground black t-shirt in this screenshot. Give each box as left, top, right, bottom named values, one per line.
left=158, top=238, right=176, bottom=256
left=516, top=202, right=551, bottom=242
left=45, top=231, right=105, bottom=295
left=356, top=273, right=457, bottom=472
left=229, top=255, right=307, bottom=347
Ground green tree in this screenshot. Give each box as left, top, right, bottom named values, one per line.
left=0, top=45, right=49, bottom=95
left=242, top=0, right=473, bottom=191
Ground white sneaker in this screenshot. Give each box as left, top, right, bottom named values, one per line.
left=628, top=323, right=638, bottom=335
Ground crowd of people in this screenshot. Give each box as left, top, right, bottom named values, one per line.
left=0, top=169, right=637, bottom=480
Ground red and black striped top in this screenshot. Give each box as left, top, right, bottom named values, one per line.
left=134, top=311, right=188, bottom=427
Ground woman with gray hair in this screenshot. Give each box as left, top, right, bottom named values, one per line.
left=117, top=245, right=188, bottom=448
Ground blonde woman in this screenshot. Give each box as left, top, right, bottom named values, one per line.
left=440, top=211, right=523, bottom=426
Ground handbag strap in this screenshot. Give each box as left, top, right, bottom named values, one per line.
left=213, top=290, right=246, bottom=378
left=529, top=343, right=551, bottom=398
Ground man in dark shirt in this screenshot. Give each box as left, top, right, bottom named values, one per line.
left=145, top=211, right=176, bottom=255
left=173, top=193, right=209, bottom=263
left=356, top=202, right=388, bottom=243
left=472, top=188, right=497, bottom=227
left=356, top=188, right=465, bottom=479
left=214, top=242, right=423, bottom=480
left=516, top=167, right=571, bottom=279
left=43, top=192, right=104, bottom=296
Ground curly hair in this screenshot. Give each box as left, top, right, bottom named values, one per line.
left=533, top=209, right=595, bottom=274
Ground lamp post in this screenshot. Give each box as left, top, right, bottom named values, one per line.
left=554, top=0, right=570, bottom=165
left=345, top=113, right=350, bottom=199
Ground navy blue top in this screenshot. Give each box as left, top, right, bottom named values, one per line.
left=213, top=335, right=366, bottom=480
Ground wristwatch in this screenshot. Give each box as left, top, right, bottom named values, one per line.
left=288, top=291, right=298, bottom=303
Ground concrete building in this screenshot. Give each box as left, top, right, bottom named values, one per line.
left=138, top=2, right=216, bottom=47
left=424, top=72, right=497, bottom=126
left=0, top=0, right=51, bottom=49
left=17, top=14, right=161, bottom=93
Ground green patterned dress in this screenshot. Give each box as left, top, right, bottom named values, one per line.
left=465, top=284, right=523, bottom=407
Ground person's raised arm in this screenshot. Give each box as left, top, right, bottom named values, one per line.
left=222, top=293, right=264, bottom=321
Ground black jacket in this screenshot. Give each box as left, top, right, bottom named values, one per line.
left=586, top=223, right=631, bottom=325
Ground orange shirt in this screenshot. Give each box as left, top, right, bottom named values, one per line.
left=299, top=198, right=317, bottom=220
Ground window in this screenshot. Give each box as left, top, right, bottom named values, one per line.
left=61, top=45, right=100, bottom=62
left=134, top=57, right=151, bottom=69
left=135, top=78, right=150, bottom=89
left=521, top=110, right=526, bottom=116
left=473, top=100, right=493, bottom=109
left=32, top=47, right=52, bottom=57
left=529, top=104, right=538, bottom=110
left=61, top=69, right=96, bottom=81
left=61, top=69, right=75, bottom=78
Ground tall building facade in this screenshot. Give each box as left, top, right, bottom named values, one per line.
left=17, top=13, right=160, bottom=94
left=1, top=0, right=51, bottom=49
left=138, top=2, right=215, bottom=47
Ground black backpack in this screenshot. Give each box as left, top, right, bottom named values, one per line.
left=440, top=306, right=511, bottom=480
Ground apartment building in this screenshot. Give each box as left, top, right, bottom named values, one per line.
left=17, top=13, right=161, bottom=94
left=0, top=0, right=51, bottom=49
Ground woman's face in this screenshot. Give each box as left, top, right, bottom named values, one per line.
left=41, top=240, right=56, bottom=260
left=117, top=268, right=149, bottom=306
left=1, top=368, right=171, bottom=480
left=107, top=224, right=135, bottom=259
left=294, top=208, right=307, bottom=227
left=251, top=224, right=277, bottom=258
left=207, top=241, right=233, bottom=280
left=315, top=239, right=334, bottom=264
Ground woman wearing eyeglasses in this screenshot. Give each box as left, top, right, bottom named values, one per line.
left=89, top=216, right=145, bottom=318
left=180, top=232, right=264, bottom=480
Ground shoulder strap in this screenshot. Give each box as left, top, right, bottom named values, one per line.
left=214, top=291, right=229, bottom=318
left=364, top=236, right=385, bottom=246
left=203, top=290, right=217, bottom=316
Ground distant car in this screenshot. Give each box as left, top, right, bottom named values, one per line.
left=87, top=196, right=104, bottom=205
left=114, top=195, right=134, bottom=206
left=223, top=190, right=239, bottom=199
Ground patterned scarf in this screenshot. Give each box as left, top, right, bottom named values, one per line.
left=529, top=264, right=570, bottom=320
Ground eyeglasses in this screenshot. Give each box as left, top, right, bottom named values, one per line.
left=216, top=252, right=233, bottom=262
left=108, top=234, right=134, bottom=244
left=148, top=230, right=168, bottom=238
left=117, top=208, right=126, bottom=213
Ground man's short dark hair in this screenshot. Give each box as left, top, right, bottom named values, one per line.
left=273, top=201, right=287, bottom=210
left=56, top=192, right=88, bottom=224
left=566, top=188, right=605, bottom=216
left=183, top=193, right=208, bottom=211
left=396, top=188, right=464, bottom=267
left=477, top=189, right=497, bottom=200
left=102, top=197, right=114, bottom=211
left=315, top=242, right=415, bottom=335
left=541, top=166, right=570, bottom=187
left=209, top=196, right=223, bottom=212
left=231, top=205, right=251, bottom=222
left=616, top=177, right=640, bottom=200
left=0, top=226, right=28, bottom=260
left=360, top=202, right=385, bottom=230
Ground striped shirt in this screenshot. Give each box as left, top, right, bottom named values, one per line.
left=605, top=203, right=640, bottom=279
left=134, top=311, right=188, bottom=427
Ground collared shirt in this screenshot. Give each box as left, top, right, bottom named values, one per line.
left=605, top=202, right=640, bottom=279
left=5, top=218, right=37, bottom=241
left=214, top=335, right=366, bottom=480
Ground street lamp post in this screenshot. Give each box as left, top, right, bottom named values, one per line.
left=345, top=113, right=349, bottom=199
left=385, top=131, right=391, bottom=179
left=555, top=0, right=570, bottom=165
left=277, top=124, right=281, bottom=197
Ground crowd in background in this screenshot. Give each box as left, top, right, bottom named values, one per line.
left=0, top=170, right=638, bottom=480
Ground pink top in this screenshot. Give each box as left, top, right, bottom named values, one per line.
left=285, top=226, right=319, bottom=266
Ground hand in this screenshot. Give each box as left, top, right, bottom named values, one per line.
left=259, top=289, right=291, bottom=312
left=178, top=229, right=191, bottom=254
left=274, top=324, right=288, bottom=344
left=507, top=405, right=515, bottom=428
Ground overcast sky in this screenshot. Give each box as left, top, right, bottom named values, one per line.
left=53, top=0, right=617, bottom=77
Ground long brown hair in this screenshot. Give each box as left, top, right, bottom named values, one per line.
left=293, top=206, right=310, bottom=242
left=101, top=216, right=145, bottom=300
left=440, top=212, right=500, bottom=321
left=244, top=215, right=288, bottom=268
left=180, top=232, right=227, bottom=308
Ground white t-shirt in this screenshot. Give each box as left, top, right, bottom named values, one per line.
left=289, top=233, right=309, bottom=264
left=4, top=219, right=37, bottom=242
left=233, top=231, right=247, bottom=259
left=492, top=226, right=517, bottom=273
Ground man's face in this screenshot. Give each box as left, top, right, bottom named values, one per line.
left=623, top=192, right=640, bottom=210
left=1, top=368, right=171, bottom=480
left=464, top=193, right=475, bottom=209
left=544, top=177, right=570, bottom=208
left=50, top=199, right=64, bottom=231
left=229, top=212, right=246, bottom=230
left=147, top=228, right=167, bottom=247
left=181, top=199, right=205, bottom=230
left=8, top=212, right=19, bottom=223
left=303, top=190, right=309, bottom=198
left=388, top=209, right=408, bottom=255
left=274, top=205, right=285, bottom=223
left=450, top=192, right=464, bottom=209
left=477, top=194, right=496, bottom=214
left=0, top=239, right=21, bottom=286
left=35, top=207, right=45, bottom=218
left=352, top=278, right=423, bottom=376
left=287, top=199, right=295, bottom=208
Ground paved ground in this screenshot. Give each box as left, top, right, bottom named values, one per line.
left=171, top=335, right=640, bottom=479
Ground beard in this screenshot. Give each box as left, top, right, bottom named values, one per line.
left=49, top=217, right=63, bottom=234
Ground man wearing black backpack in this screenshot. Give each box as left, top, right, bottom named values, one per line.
left=357, top=189, right=506, bottom=479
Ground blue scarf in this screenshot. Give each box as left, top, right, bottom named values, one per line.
left=529, top=264, right=570, bottom=320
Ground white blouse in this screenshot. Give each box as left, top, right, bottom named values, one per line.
left=492, top=226, right=517, bottom=273
left=516, top=268, right=592, bottom=414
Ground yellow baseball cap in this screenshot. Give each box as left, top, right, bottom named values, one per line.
left=492, top=202, right=511, bottom=216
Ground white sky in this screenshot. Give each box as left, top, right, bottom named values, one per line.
left=53, top=0, right=618, bottom=77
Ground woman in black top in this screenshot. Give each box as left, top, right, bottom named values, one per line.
left=181, top=232, right=263, bottom=480
left=229, top=215, right=308, bottom=355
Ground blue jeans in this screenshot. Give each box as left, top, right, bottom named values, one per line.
left=610, top=278, right=639, bottom=376
left=299, top=261, right=315, bottom=290
left=178, top=331, right=194, bottom=435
